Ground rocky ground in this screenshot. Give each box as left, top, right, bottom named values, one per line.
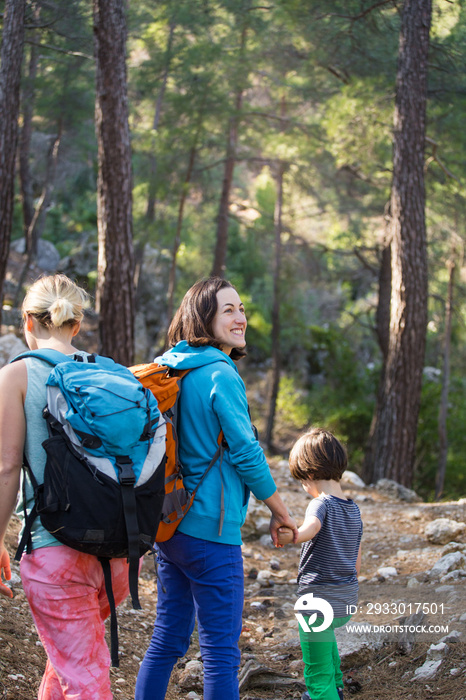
left=1, top=251, right=465, bottom=698
left=1, top=463, right=465, bottom=700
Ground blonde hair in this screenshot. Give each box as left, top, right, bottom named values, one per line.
left=22, top=274, right=89, bottom=329
left=289, top=428, right=347, bottom=482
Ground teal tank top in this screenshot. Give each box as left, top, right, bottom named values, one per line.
left=16, top=352, right=89, bottom=550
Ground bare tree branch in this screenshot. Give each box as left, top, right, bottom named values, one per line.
left=425, top=136, right=461, bottom=182
left=24, top=39, right=92, bottom=59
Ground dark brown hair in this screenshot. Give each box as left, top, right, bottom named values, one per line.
left=167, top=277, right=246, bottom=360
left=289, top=428, right=347, bottom=482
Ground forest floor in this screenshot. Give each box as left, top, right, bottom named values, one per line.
left=1, top=464, right=465, bottom=700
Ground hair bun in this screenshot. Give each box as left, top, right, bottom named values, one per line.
left=49, top=298, right=75, bottom=327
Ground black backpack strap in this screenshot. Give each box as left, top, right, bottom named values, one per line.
left=115, top=456, right=141, bottom=611
left=15, top=454, right=41, bottom=561
left=99, top=557, right=119, bottom=668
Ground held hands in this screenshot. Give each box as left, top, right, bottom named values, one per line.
left=264, top=491, right=298, bottom=547
left=277, top=526, right=294, bottom=546
left=269, top=513, right=298, bottom=548
left=0, top=546, right=13, bottom=599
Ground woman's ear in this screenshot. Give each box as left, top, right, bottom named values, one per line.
left=24, top=314, right=34, bottom=332
left=72, top=321, right=81, bottom=337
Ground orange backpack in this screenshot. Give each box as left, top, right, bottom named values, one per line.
left=130, top=363, right=225, bottom=542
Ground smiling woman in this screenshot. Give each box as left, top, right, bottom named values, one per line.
left=135, top=276, right=298, bottom=700
left=211, top=286, right=247, bottom=355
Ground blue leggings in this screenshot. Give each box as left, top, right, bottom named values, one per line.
left=135, top=531, right=244, bottom=700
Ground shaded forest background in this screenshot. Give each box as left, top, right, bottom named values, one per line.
left=0, top=0, right=465, bottom=501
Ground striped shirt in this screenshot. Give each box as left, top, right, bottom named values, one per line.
left=297, top=494, right=362, bottom=617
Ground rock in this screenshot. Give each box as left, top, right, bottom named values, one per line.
left=406, top=509, right=423, bottom=520
left=440, top=569, right=466, bottom=583
left=11, top=237, right=61, bottom=272
left=406, top=577, right=420, bottom=588
left=427, top=642, right=449, bottom=660
left=411, top=658, right=443, bottom=681
left=58, top=232, right=98, bottom=278
left=377, top=566, right=398, bottom=579
left=375, top=479, right=421, bottom=503
left=256, top=570, right=273, bottom=586
left=134, top=311, right=150, bottom=365
left=439, top=630, right=461, bottom=644
left=429, top=551, right=466, bottom=578
left=425, top=518, right=466, bottom=545
left=411, top=642, right=449, bottom=682
left=434, top=584, right=456, bottom=594
left=243, top=500, right=271, bottom=538
left=255, top=517, right=272, bottom=535
left=259, top=534, right=274, bottom=548
left=178, top=660, right=204, bottom=690
left=397, top=611, right=426, bottom=655
left=289, top=659, right=304, bottom=672
left=335, top=622, right=385, bottom=667
left=341, top=471, right=365, bottom=488
left=0, top=334, right=27, bottom=368
left=134, top=244, right=171, bottom=354
left=442, top=542, right=466, bottom=554
left=423, top=366, right=441, bottom=382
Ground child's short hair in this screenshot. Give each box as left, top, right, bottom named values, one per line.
left=289, top=428, right=347, bottom=482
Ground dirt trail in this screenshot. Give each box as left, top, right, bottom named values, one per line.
left=1, top=470, right=465, bottom=700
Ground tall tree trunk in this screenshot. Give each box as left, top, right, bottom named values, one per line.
left=369, top=0, right=432, bottom=487
left=362, top=237, right=391, bottom=484
left=19, top=6, right=40, bottom=254
left=94, top=0, right=135, bottom=365
left=435, top=257, right=455, bottom=499
left=0, top=0, right=26, bottom=325
left=210, top=21, right=247, bottom=278
left=145, top=21, right=175, bottom=224
left=264, top=161, right=285, bottom=451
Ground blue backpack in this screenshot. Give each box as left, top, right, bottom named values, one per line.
left=13, top=349, right=166, bottom=667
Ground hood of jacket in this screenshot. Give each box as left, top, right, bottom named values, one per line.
left=155, top=340, right=237, bottom=372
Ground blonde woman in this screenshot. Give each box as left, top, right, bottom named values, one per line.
left=0, top=274, right=129, bottom=699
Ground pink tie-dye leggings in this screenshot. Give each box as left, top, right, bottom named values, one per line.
left=20, top=545, right=130, bottom=699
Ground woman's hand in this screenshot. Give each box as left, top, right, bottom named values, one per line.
left=263, top=491, right=299, bottom=547
left=0, top=545, right=13, bottom=599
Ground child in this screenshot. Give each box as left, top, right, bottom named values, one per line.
left=278, top=428, right=362, bottom=700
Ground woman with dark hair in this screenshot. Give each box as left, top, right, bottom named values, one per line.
left=135, top=277, right=298, bottom=700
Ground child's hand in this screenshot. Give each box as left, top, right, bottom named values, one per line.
left=277, top=527, right=294, bottom=546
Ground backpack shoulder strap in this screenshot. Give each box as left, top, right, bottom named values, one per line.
left=10, top=348, right=71, bottom=367
left=14, top=454, right=41, bottom=561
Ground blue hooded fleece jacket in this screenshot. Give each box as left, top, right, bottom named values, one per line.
left=155, top=341, right=277, bottom=545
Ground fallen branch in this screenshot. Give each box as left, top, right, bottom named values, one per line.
left=238, top=659, right=306, bottom=692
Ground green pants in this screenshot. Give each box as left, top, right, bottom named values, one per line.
left=298, top=615, right=351, bottom=700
